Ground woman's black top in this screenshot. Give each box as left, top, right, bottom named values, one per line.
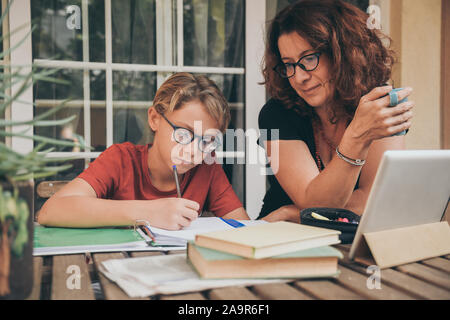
left=257, top=98, right=360, bottom=219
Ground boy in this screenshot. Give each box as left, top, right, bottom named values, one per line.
left=37, top=73, right=249, bottom=230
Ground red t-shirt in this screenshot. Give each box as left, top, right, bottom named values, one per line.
left=78, top=142, right=242, bottom=217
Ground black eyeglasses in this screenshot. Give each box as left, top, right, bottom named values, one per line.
left=160, top=113, right=221, bottom=153
left=273, top=52, right=322, bottom=78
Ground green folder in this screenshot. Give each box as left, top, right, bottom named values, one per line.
left=34, top=225, right=143, bottom=248
left=33, top=224, right=151, bottom=256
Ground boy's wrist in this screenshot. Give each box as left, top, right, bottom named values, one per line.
left=122, top=200, right=163, bottom=228
left=120, top=200, right=146, bottom=226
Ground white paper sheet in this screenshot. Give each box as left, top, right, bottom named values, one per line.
left=99, top=253, right=287, bottom=298
left=150, top=217, right=266, bottom=241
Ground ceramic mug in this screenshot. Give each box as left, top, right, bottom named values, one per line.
left=388, top=88, right=409, bottom=136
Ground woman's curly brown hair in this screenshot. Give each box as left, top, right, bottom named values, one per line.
left=263, top=0, right=397, bottom=123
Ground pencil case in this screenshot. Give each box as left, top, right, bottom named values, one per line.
left=300, top=207, right=361, bottom=244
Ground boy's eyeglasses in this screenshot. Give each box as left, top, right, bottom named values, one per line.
left=160, top=113, right=221, bottom=153
left=273, top=52, right=322, bottom=78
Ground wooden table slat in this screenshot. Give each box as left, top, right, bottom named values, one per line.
left=251, top=282, right=313, bottom=300
left=129, top=251, right=166, bottom=258
left=209, top=286, right=260, bottom=300
left=26, top=257, right=43, bottom=300
left=36, top=242, right=449, bottom=300
left=420, top=257, right=450, bottom=273
left=336, top=246, right=417, bottom=300
left=160, top=293, right=206, bottom=300
left=294, top=280, right=363, bottom=300
left=337, top=243, right=450, bottom=299
left=341, top=260, right=450, bottom=299
left=336, top=265, right=415, bottom=300
left=166, top=250, right=186, bottom=255
left=92, top=252, right=148, bottom=300
left=51, top=254, right=95, bottom=300
left=396, top=263, right=450, bottom=290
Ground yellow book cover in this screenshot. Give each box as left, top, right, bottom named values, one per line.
left=195, top=221, right=341, bottom=259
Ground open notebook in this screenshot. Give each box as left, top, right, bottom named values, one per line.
left=33, top=218, right=265, bottom=256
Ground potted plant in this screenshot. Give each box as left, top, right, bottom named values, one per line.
left=0, top=2, right=84, bottom=299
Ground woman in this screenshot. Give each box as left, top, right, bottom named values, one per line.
left=259, top=0, right=413, bottom=222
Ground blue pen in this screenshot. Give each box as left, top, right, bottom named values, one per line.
left=220, top=217, right=245, bottom=228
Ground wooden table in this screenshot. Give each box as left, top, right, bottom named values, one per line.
left=27, top=244, right=450, bottom=300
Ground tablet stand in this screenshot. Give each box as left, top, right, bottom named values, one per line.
left=352, top=221, right=450, bottom=269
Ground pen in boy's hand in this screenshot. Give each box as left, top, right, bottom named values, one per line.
left=173, top=165, right=202, bottom=217
left=172, top=165, right=182, bottom=198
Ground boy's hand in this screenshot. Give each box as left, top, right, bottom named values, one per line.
left=139, top=198, right=200, bottom=230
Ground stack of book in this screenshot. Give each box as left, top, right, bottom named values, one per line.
left=187, top=221, right=343, bottom=279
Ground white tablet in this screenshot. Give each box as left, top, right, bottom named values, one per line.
left=349, top=150, right=450, bottom=260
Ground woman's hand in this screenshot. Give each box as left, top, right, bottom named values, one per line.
left=347, top=86, right=414, bottom=145
left=262, top=205, right=301, bottom=223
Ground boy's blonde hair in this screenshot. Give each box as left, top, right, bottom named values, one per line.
left=151, top=73, right=230, bottom=132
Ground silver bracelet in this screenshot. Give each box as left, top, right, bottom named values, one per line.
left=335, top=147, right=366, bottom=166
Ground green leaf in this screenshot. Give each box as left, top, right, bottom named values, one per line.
left=0, top=114, right=77, bottom=127
left=16, top=199, right=29, bottom=225
left=11, top=223, right=28, bottom=257
left=0, top=130, right=87, bottom=148
left=0, top=71, right=33, bottom=114
left=1, top=9, right=86, bottom=183
left=3, top=191, right=18, bottom=220
left=0, top=0, right=11, bottom=26
left=0, top=98, right=74, bottom=127
left=12, top=166, right=72, bottom=181
left=0, top=24, right=37, bottom=60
